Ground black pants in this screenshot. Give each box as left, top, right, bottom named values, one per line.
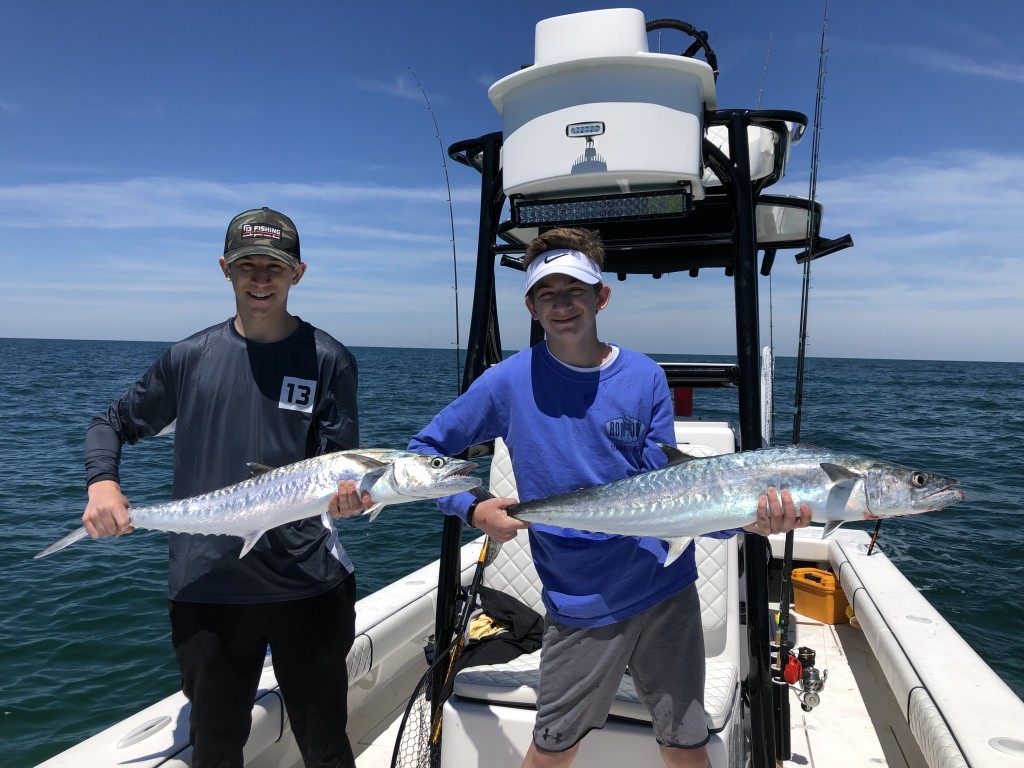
left=170, top=576, right=357, bottom=768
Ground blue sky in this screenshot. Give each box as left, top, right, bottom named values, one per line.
left=2, top=1, right=1022, bottom=363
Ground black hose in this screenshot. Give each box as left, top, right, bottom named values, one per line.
left=645, top=18, right=719, bottom=78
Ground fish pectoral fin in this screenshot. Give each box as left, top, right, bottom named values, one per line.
left=246, top=462, right=276, bottom=477
left=663, top=536, right=693, bottom=567
left=365, top=503, right=386, bottom=522
left=824, top=477, right=859, bottom=518
left=358, top=466, right=390, bottom=498
left=346, top=454, right=388, bottom=473
left=821, top=520, right=844, bottom=538
left=239, top=531, right=266, bottom=558
left=822, top=462, right=861, bottom=522
left=820, top=462, right=859, bottom=483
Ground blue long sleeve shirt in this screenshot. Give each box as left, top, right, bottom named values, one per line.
left=409, top=342, right=723, bottom=627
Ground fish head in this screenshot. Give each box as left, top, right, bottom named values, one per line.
left=862, top=462, right=965, bottom=519
left=371, top=454, right=481, bottom=502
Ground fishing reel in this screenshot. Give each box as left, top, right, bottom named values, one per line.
left=781, top=646, right=828, bottom=711
left=796, top=646, right=828, bottom=711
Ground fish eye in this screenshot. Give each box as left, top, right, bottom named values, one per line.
left=430, top=457, right=446, bottom=469
left=911, top=472, right=926, bottom=488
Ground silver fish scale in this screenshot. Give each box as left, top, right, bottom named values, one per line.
left=35, top=450, right=482, bottom=559
left=509, top=446, right=958, bottom=540
left=127, top=455, right=369, bottom=536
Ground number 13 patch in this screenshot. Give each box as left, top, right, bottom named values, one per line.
left=279, top=376, right=317, bottom=413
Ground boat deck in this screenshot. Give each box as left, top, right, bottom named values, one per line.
left=783, top=610, right=927, bottom=768
left=356, top=716, right=404, bottom=768
left=351, top=607, right=928, bottom=768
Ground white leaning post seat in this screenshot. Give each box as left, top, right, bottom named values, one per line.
left=447, top=433, right=742, bottom=765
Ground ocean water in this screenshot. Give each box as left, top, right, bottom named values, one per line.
left=1, top=338, right=1021, bottom=767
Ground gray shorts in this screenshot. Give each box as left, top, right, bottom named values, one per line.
left=533, top=584, right=708, bottom=753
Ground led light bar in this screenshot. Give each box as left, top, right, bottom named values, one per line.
left=511, top=189, right=693, bottom=226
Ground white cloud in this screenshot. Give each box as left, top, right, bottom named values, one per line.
left=0, top=177, right=475, bottom=231
left=1, top=149, right=1022, bottom=362
left=346, top=73, right=426, bottom=102
left=900, top=46, right=1024, bottom=85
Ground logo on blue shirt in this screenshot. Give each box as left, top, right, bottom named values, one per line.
left=605, top=414, right=645, bottom=451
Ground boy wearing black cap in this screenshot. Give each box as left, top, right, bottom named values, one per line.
left=406, top=227, right=810, bottom=768
left=82, top=207, right=363, bottom=768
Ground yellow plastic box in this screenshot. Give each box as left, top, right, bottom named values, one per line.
left=792, top=568, right=850, bottom=624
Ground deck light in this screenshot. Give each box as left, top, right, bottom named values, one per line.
left=566, top=121, right=605, bottom=137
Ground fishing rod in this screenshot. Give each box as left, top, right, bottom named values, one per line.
left=791, top=10, right=828, bottom=442
left=757, top=33, right=773, bottom=109
left=409, top=67, right=462, bottom=394
left=758, top=33, right=778, bottom=449
left=409, top=74, right=473, bottom=711
left=389, top=531, right=498, bottom=768
left=774, top=5, right=830, bottom=763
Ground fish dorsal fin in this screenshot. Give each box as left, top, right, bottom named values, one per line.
left=663, top=536, right=693, bottom=566
left=239, top=530, right=266, bottom=557
left=247, top=462, right=276, bottom=477
left=821, top=520, right=844, bottom=539
left=659, top=444, right=695, bottom=466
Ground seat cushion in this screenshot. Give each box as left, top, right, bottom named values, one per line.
left=452, top=650, right=738, bottom=732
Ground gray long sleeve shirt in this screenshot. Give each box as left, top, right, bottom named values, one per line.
left=85, top=318, right=359, bottom=602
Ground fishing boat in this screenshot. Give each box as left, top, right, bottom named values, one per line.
left=36, top=8, right=1024, bottom=768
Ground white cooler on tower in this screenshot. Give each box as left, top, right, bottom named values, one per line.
left=488, top=8, right=718, bottom=201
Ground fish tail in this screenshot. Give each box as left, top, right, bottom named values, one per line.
left=34, top=526, right=90, bottom=559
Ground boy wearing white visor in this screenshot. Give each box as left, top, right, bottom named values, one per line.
left=407, top=227, right=809, bottom=768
